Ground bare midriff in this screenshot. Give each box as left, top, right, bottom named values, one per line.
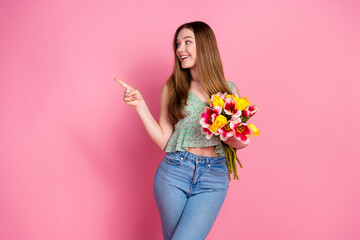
left=187, top=146, right=219, bottom=157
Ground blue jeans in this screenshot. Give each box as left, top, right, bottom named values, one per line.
left=153, top=151, right=229, bottom=240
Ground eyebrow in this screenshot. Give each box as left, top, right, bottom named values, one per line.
left=176, top=36, right=194, bottom=42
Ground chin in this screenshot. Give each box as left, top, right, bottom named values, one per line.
left=182, top=63, right=195, bottom=69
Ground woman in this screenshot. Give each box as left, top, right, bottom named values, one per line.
left=116, top=21, right=248, bottom=240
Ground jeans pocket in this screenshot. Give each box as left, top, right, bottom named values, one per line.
left=208, top=163, right=229, bottom=177
left=163, top=152, right=183, bottom=166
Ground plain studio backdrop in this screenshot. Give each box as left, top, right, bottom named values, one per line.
left=0, top=0, right=359, bottom=239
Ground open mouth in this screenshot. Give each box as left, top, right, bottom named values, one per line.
left=180, top=55, right=190, bottom=61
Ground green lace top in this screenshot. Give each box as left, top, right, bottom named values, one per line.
left=165, top=81, right=235, bottom=157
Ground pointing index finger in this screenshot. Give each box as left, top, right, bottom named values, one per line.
left=114, top=78, right=135, bottom=90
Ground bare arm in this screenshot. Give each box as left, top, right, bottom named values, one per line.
left=224, top=83, right=249, bottom=150
left=115, top=78, right=174, bottom=150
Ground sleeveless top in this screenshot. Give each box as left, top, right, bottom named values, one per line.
left=165, top=81, right=235, bottom=157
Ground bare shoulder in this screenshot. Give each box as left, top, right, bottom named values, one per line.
left=161, top=82, right=169, bottom=95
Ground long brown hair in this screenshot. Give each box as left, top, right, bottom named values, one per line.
left=167, top=21, right=233, bottom=125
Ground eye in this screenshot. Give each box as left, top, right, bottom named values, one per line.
left=175, top=40, right=192, bottom=48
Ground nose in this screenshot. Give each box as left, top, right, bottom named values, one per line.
left=177, top=42, right=185, bottom=54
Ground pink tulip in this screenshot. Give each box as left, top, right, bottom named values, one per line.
left=201, top=127, right=216, bottom=139
left=200, top=106, right=223, bottom=139
left=242, top=104, right=258, bottom=117
left=218, top=122, right=234, bottom=141
left=230, top=119, right=252, bottom=144
left=216, top=92, right=227, bottom=101
left=224, top=96, right=242, bottom=118
left=200, top=106, right=222, bottom=128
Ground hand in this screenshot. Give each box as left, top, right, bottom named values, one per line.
left=114, top=78, right=144, bottom=108
left=224, top=136, right=249, bottom=149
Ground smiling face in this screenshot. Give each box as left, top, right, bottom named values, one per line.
left=176, top=28, right=197, bottom=70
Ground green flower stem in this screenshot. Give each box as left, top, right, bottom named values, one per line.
left=225, top=149, right=232, bottom=180
left=231, top=150, right=239, bottom=180
left=231, top=147, right=243, bottom=169
left=223, top=143, right=242, bottom=181
left=226, top=148, right=231, bottom=173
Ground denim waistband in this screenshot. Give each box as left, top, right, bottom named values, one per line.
left=175, top=151, right=226, bottom=165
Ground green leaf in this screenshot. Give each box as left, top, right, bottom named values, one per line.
left=241, top=117, right=250, bottom=123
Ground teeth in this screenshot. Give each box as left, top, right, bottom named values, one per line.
left=181, top=56, right=189, bottom=59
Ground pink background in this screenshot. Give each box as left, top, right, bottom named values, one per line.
left=1, top=0, right=359, bottom=239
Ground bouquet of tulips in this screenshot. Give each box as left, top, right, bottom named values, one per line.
left=200, top=93, right=260, bottom=181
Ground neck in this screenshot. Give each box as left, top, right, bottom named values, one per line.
left=190, top=65, right=199, bottom=82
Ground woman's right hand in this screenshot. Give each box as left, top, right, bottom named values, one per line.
left=114, top=78, right=174, bottom=150
left=114, top=78, right=144, bottom=108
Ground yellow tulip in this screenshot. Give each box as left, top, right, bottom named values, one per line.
left=227, top=94, right=240, bottom=101
left=210, top=115, right=227, bottom=132
left=248, top=123, right=260, bottom=136
left=236, top=96, right=250, bottom=111
left=211, top=95, right=224, bottom=108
